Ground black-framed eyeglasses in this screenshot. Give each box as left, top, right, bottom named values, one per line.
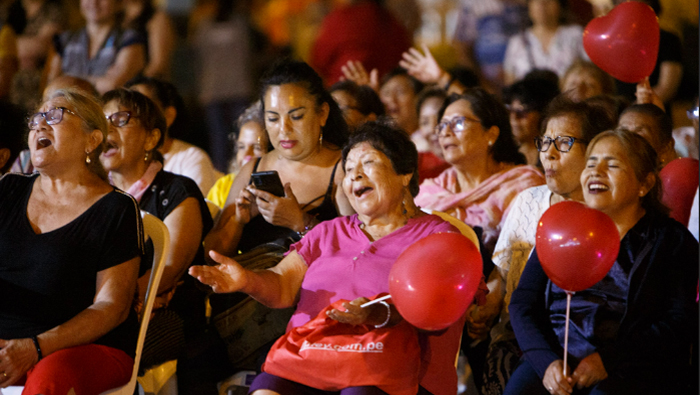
left=105, top=111, right=136, bottom=127
left=687, top=107, right=699, bottom=120
left=534, top=135, right=587, bottom=153
left=434, top=116, right=481, bottom=136
left=27, top=107, right=76, bottom=129
left=505, top=104, right=533, bottom=119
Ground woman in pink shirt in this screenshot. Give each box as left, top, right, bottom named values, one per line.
left=191, top=121, right=478, bottom=395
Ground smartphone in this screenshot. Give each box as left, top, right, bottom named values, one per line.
left=250, top=171, right=285, bottom=197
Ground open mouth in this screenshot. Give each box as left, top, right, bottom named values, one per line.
left=588, top=182, right=609, bottom=192
left=354, top=186, right=373, bottom=198
left=102, top=140, right=119, bottom=156
left=36, top=137, right=52, bottom=149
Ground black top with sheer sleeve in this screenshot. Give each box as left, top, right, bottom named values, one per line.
left=0, top=173, right=143, bottom=357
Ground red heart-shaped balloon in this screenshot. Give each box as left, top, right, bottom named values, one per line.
left=583, top=2, right=659, bottom=83
left=536, top=201, right=620, bottom=292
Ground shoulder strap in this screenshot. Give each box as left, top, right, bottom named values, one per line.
left=325, top=159, right=341, bottom=198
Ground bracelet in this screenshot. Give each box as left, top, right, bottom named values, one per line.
left=296, top=214, right=316, bottom=238
left=374, top=301, right=391, bottom=329
left=31, top=335, right=42, bottom=361
left=443, top=74, right=456, bottom=91
left=297, top=225, right=311, bottom=238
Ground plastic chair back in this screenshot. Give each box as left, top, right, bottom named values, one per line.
left=101, top=212, right=170, bottom=395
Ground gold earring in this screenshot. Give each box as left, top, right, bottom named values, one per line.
left=144, top=151, right=150, bottom=162
left=488, top=141, right=493, bottom=146
left=85, top=151, right=91, bottom=164
left=319, top=132, right=323, bottom=147
left=639, top=189, right=645, bottom=196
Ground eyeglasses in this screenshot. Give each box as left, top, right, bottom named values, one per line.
left=27, top=107, right=76, bottom=129
left=434, top=116, right=481, bottom=136
left=687, top=107, right=699, bottom=120
left=534, top=135, right=587, bottom=153
left=105, top=111, right=136, bottom=127
left=505, top=104, right=533, bottom=119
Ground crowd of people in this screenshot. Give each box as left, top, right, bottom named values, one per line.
left=0, top=0, right=698, bottom=394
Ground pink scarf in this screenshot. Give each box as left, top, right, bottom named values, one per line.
left=121, top=161, right=163, bottom=202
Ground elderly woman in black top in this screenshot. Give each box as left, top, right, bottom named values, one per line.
left=0, top=88, right=142, bottom=393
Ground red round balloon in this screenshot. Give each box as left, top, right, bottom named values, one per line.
left=536, top=201, right=620, bottom=292
left=660, top=158, right=700, bottom=226
left=389, top=232, right=482, bottom=331
left=583, top=2, right=659, bottom=83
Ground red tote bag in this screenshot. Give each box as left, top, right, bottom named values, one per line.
left=262, top=296, right=421, bottom=395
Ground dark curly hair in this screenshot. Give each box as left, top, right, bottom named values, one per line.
left=259, top=59, right=349, bottom=148
left=342, top=121, right=420, bottom=197
left=438, top=88, right=526, bottom=165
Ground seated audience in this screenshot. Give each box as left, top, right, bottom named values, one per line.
left=127, top=76, right=221, bottom=194
left=617, top=103, right=699, bottom=226
left=415, top=88, right=545, bottom=255
left=0, top=88, right=142, bottom=393
left=560, top=61, right=615, bottom=103
left=204, top=60, right=354, bottom=258
left=191, top=122, right=479, bottom=395
left=413, top=86, right=446, bottom=157
left=414, top=88, right=544, bottom=389
left=503, top=0, right=588, bottom=85
left=207, top=101, right=269, bottom=209
left=123, top=0, right=176, bottom=79
left=506, top=130, right=698, bottom=395
left=10, top=0, right=67, bottom=112
left=329, top=80, right=384, bottom=132
left=48, top=0, right=145, bottom=94
left=502, top=75, right=560, bottom=167
left=483, top=97, right=614, bottom=394
left=413, top=87, right=450, bottom=183
left=100, top=88, right=213, bottom=370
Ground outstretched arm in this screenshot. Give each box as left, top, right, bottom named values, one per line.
left=190, top=249, right=307, bottom=309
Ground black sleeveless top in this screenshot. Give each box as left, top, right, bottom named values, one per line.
left=235, top=158, right=341, bottom=253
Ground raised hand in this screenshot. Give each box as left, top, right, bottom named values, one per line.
left=189, top=251, right=249, bottom=293
left=340, top=60, right=380, bottom=92
left=635, top=76, right=665, bottom=111
left=399, top=43, right=447, bottom=85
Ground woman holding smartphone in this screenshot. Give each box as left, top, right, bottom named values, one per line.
left=204, top=60, right=354, bottom=257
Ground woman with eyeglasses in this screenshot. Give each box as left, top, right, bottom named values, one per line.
left=415, top=88, right=544, bottom=256
left=506, top=130, right=698, bottom=395
left=480, top=97, right=614, bottom=394
left=100, top=88, right=213, bottom=372
left=414, top=88, right=544, bottom=389
left=0, top=88, right=143, bottom=393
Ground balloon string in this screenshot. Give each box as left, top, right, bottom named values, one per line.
left=360, top=294, right=392, bottom=308
left=563, top=291, right=573, bottom=377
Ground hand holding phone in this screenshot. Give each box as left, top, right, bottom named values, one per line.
left=250, top=171, right=285, bottom=197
